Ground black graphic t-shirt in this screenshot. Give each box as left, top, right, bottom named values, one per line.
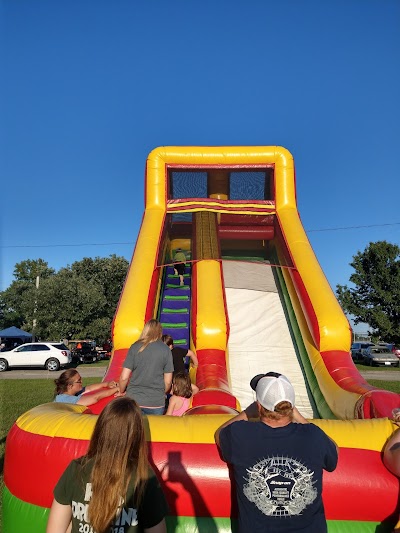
left=54, top=458, right=168, bottom=533
left=219, top=421, right=337, bottom=533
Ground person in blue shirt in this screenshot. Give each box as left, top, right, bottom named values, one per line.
left=215, top=372, right=338, bottom=533
left=54, top=368, right=119, bottom=406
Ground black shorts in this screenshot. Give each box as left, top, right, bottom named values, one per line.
left=174, top=263, right=186, bottom=276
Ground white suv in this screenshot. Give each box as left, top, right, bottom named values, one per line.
left=0, top=342, right=71, bottom=372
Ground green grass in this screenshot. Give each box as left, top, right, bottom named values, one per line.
left=367, top=380, right=400, bottom=393
left=89, top=360, right=109, bottom=367
left=71, top=359, right=109, bottom=368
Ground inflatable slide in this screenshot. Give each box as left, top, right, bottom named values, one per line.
left=3, top=146, right=400, bottom=532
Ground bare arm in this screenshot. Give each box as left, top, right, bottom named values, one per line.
left=191, top=383, right=199, bottom=395
left=292, top=407, right=309, bottom=424
left=76, top=387, right=119, bottom=406
left=144, top=518, right=167, bottom=533
left=165, top=396, right=179, bottom=416
left=84, top=380, right=118, bottom=392
left=118, top=367, right=132, bottom=394
left=243, top=401, right=260, bottom=420
left=46, top=499, right=72, bottom=533
left=214, top=401, right=261, bottom=447
left=187, top=349, right=198, bottom=367
left=164, top=372, right=173, bottom=393
left=384, top=426, right=400, bottom=476
left=214, top=408, right=248, bottom=447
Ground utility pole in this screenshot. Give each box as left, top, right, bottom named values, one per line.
left=32, top=275, right=40, bottom=342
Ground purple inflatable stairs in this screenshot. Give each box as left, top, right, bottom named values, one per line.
left=159, top=264, right=191, bottom=351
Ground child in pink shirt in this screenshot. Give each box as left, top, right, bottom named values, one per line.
left=166, top=372, right=198, bottom=416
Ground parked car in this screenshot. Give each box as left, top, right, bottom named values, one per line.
left=95, top=340, right=112, bottom=360
left=351, top=342, right=374, bottom=361
left=377, top=342, right=394, bottom=350
left=95, top=347, right=111, bottom=360
left=0, top=342, right=71, bottom=372
left=362, top=345, right=399, bottom=367
left=68, top=340, right=98, bottom=364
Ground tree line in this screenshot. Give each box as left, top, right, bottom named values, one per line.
left=0, top=241, right=399, bottom=345
left=0, top=255, right=129, bottom=344
left=336, top=240, right=400, bottom=345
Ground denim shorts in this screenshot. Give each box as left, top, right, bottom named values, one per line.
left=140, top=406, right=165, bottom=416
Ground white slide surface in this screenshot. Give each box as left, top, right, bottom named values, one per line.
left=223, top=261, right=315, bottom=418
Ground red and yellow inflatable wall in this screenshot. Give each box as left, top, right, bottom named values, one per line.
left=3, top=147, right=400, bottom=532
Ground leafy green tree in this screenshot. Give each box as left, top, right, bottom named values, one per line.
left=0, top=283, right=29, bottom=328
left=70, top=255, right=128, bottom=318
left=0, top=259, right=55, bottom=329
left=13, top=258, right=55, bottom=283
left=0, top=255, right=129, bottom=343
left=35, top=270, right=107, bottom=341
left=336, top=241, right=400, bottom=344
left=86, top=317, right=115, bottom=343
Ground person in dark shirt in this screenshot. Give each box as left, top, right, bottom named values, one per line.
left=47, top=397, right=168, bottom=533
left=161, top=334, right=198, bottom=375
left=215, top=372, right=338, bottom=533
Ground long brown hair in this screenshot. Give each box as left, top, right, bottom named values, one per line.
left=137, top=319, right=163, bottom=353
left=54, top=368, right=79, bottom=396
left=85, top=397, right=149, bottom=533
left=161, top=334, right=173, bottom=347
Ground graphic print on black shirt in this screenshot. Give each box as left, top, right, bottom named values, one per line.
left=243, top=456, right=317, bottom=517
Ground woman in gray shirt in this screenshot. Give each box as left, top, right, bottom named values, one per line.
left=118, top=319, right=174, bottom=415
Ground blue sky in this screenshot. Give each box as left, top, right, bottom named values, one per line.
left=2, top=1, right=399, bottom=334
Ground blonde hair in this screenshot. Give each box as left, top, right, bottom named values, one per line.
left=259, top=401, right=293, bottom=421
left=85, top=398, right=149, bottom=533
left=172, top=372, right=192, bottom=398
left=137, top=319, right=163, bottom=353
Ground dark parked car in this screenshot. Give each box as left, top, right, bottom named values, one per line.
left=351, top=342, right=374, bottom=361
left=69, top=340, right=98, bottom=364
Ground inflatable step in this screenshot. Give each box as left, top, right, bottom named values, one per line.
left=159, top=313, right=188, bottom=324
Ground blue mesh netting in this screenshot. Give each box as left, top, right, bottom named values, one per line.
left=169, top=170, right=271, bottom=201
left=170, top=171, right=208, bottom=199
left=172, top=213, right=193, bottom=223
left=230, top=171, right=268, bottom=200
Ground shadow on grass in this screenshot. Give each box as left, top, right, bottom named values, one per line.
left=0, top=435, right=7, bottom=475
